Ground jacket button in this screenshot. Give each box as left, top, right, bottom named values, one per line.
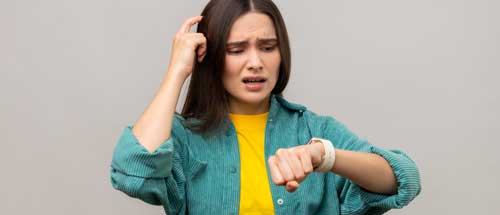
left=277, top=198, right=284, bottom=205
left=230, top=167, right=237, bottom=174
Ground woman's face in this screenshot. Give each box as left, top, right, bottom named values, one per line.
left=223, top=12, right=281, bottom=113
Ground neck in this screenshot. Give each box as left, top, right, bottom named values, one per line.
left=229, top=95, right=271, bottom=115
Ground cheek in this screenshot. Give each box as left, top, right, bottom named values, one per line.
left=273, top=52, right=282, bottom=68
left=224, top=57, right=238, bottom=75
left=266, top=52, right=281, bottom=78
left=223, top=56, right=243, bottom=86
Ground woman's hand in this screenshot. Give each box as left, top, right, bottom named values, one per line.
left=268, top=142, right=325, bottom=192
left=167, top=16, right=207, bottom=78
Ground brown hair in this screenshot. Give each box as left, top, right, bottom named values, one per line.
left=180, top=0, right=291, bottom=135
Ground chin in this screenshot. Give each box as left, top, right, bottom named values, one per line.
left=232, top=91, right=271, bottom=105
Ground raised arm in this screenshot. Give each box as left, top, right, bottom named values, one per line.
left=110, top=16, right=207, bottom=214
left=132, top=15, right=206, bottom=153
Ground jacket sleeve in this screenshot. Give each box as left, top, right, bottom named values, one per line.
left=110, top=114, right=198, bottom=214
left=321, top=116, right=421, bottom=215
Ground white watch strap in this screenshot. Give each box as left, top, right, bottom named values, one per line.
left=308, top=137, right=336, bottom=173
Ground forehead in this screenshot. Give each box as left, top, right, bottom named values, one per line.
left=227, top=12, right=277, bottom=42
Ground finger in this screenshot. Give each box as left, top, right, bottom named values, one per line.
left=299, top=151, right=314, bottom=175
left=286, top=149, right=306, bottom=182
left=197, top=51, right=205, bottom=63
left=196, top=37, right=207, bottom=62
left=268, top=156, right=285, bottom=185
left=184, top=32, right=206, bottom=51
left=188, top=33, right=206, bottom=46
left=179, top=16, right=203, bottom=33
left=286, top=181, right=300, bottom=192
left=276, top=149, right=295, bottom=181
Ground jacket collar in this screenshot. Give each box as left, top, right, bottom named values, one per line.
left=268, top=94, right=307, bottom=120
left=222, top=94, right=307, bottom=136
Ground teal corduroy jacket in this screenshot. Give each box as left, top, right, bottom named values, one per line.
left=110, top=94, right=421, bottom=215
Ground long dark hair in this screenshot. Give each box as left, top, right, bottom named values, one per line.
left=181, top=0, right=291, bottom=135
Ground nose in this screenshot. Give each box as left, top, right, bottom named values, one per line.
left=246, top=48, right=264, bottom=72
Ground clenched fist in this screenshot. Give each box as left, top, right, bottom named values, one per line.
left=268, top=141, right=326, bottom=192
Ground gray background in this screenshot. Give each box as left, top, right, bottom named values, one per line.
left=2, top=0, right=499, bottom=214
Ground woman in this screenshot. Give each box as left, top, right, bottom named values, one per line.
left=110, top=0, right=421, bottom=214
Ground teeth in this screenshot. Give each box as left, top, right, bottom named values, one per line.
left=244, top=78, right=265, bottom=83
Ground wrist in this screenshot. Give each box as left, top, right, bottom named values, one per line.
left=163, top=69, right=189, bottom=85
left=307, top=137, right=336, bottom=173
left=311, top=139, right=325, bottom=157
left=166, top=65, right=191, bottom=80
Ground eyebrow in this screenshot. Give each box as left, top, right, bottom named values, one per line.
left=226, top=38, right=278, bottom=47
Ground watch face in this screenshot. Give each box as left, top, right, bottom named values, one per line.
left=313, top=140, right=321, bottom=144
left=309, top=138, right=322, bottom=145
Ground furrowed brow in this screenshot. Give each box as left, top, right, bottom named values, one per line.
left=226, top=41, right=248, bottom=47
left=257, top=38, right=278, bottom=45
left=227, top=38, right=278, bottom=47
left=257, top=38, right=278, bottom=44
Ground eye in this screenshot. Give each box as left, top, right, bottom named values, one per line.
left=261, top=45, right=277, bottom=52
left=227, top=49, right=243, bottom=55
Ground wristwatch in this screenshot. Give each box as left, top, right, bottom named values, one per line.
left=307, top=137, right=336, bottom=172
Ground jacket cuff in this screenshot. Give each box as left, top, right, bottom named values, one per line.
left=369, top=147, right=422, bottom=208
left=111, top=125, right=174, bottom=178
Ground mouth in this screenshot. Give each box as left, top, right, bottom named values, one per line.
left=242, top=76, right=267, bottom=91
left=242, top=77, right=267, bottom=84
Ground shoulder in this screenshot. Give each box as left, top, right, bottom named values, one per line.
left=286, top=99, right=352, bottom=137
left=276, top=96, right=336, bottom=124
left=274, top=95, right=307, bottom=113
left=275, top=96, right=343, bottom=131
left=170, top=112, right=196, bottom=139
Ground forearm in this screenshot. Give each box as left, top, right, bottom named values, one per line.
left=132, top=70, right=188, bottom=153
left=331, top=149, right=398, bottom=195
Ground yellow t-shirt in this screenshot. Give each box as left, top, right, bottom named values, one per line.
left=229, top=112, right=275, bottom=215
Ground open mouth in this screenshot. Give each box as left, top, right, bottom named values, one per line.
left=242, top=77, right=267, bottom=83
left=242, top=77, right=267, bottom=91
